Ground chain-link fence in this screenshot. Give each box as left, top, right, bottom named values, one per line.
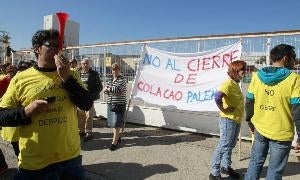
left=9, top=30, right=300, bottom=136
left=13, top=30, right=300, bottom=103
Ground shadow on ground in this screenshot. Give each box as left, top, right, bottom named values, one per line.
left=81, top=128, right=207, bottom=151
left=235, top=161, right=300, bottom=179
left=84, top=162, right=178, bottom=180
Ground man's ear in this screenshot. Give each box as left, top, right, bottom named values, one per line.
left=33, top=46, right=40, bottom=55
left=282, top=55, right=288, bottom=63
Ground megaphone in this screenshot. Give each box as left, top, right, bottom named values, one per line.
left=56, top=12, right=69, bottom=50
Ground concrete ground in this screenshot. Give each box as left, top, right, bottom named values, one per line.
left=1, top=118, right=300, bottom=180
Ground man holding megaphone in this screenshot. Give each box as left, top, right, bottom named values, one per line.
left=0, top=29, right=93, bottom=179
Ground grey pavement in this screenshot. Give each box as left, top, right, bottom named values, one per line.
left=1, top=118, right=300, bottom=180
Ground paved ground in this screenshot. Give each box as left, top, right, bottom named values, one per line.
left=1, top=118, right=300, bottom=180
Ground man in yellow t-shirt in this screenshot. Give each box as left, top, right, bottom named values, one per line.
left=245, top=44, right=300, bottom=179
left=0, top=29, right=93, bottom=179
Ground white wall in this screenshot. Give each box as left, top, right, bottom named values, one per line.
left=94, top=100, right=252, bottom=138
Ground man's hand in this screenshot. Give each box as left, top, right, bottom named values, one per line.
left=294, top=142, right=300, bottom=150
left=292, top=142, right=300, bottom=154
left=24, top=100, right=52, bottom=117
left=54, top=54, right=70, bottom=82
left=104, top=86, right=111, bottom=94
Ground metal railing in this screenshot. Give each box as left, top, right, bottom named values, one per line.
left=13, top=30, right=300, bottom=103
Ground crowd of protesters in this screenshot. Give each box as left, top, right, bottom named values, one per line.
left=0, top=29, right=300, bottom=180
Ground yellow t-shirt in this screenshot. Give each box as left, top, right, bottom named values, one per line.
left=0, top=67, right=83, bottom=170
left=219, top=79, right=244, bottom=124
left=247, top=72, right=300, bottom=141
left=1, top=127, right=19, bottom=142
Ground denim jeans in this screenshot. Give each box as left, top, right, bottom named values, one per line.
left=245, top=130, right=292, bottom=180
left=211, top=117, right=240, bottom=176
left=14, top=155, right=85, bottom=180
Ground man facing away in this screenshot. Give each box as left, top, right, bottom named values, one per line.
left=245, top=44, right=300, bottom=180
left=78, top=58, right=103, bottom=141
left=0, top=29, right=93, bottom=179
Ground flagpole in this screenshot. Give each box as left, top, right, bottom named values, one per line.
left=121, top=44, right=147, bottom=133
left=121, top=99, right=131, bottom=133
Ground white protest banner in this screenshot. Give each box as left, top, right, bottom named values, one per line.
left=131, top=41, right=242, bottom=111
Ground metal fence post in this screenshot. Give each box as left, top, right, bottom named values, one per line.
left=103, top=47, right=107, bottom=86
left=266, top=37, right=271, bottom=66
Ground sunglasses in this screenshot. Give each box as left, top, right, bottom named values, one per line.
left=42, top=41, right=59, bottom=48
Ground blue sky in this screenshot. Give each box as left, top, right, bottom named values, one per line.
left=0, top=0, right=299, bottom=50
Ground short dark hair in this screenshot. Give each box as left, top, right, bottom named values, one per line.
left=5, top=65, right=16, bottom=74
left=17, top=61, right=33, bottom=71
left=1, top=63, right=11, bottom=71
left=32, top=29, right=59, bottom=58
left=32, top=29, right=59, bottom=48
left=270, top=44, right=295, bottom=63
